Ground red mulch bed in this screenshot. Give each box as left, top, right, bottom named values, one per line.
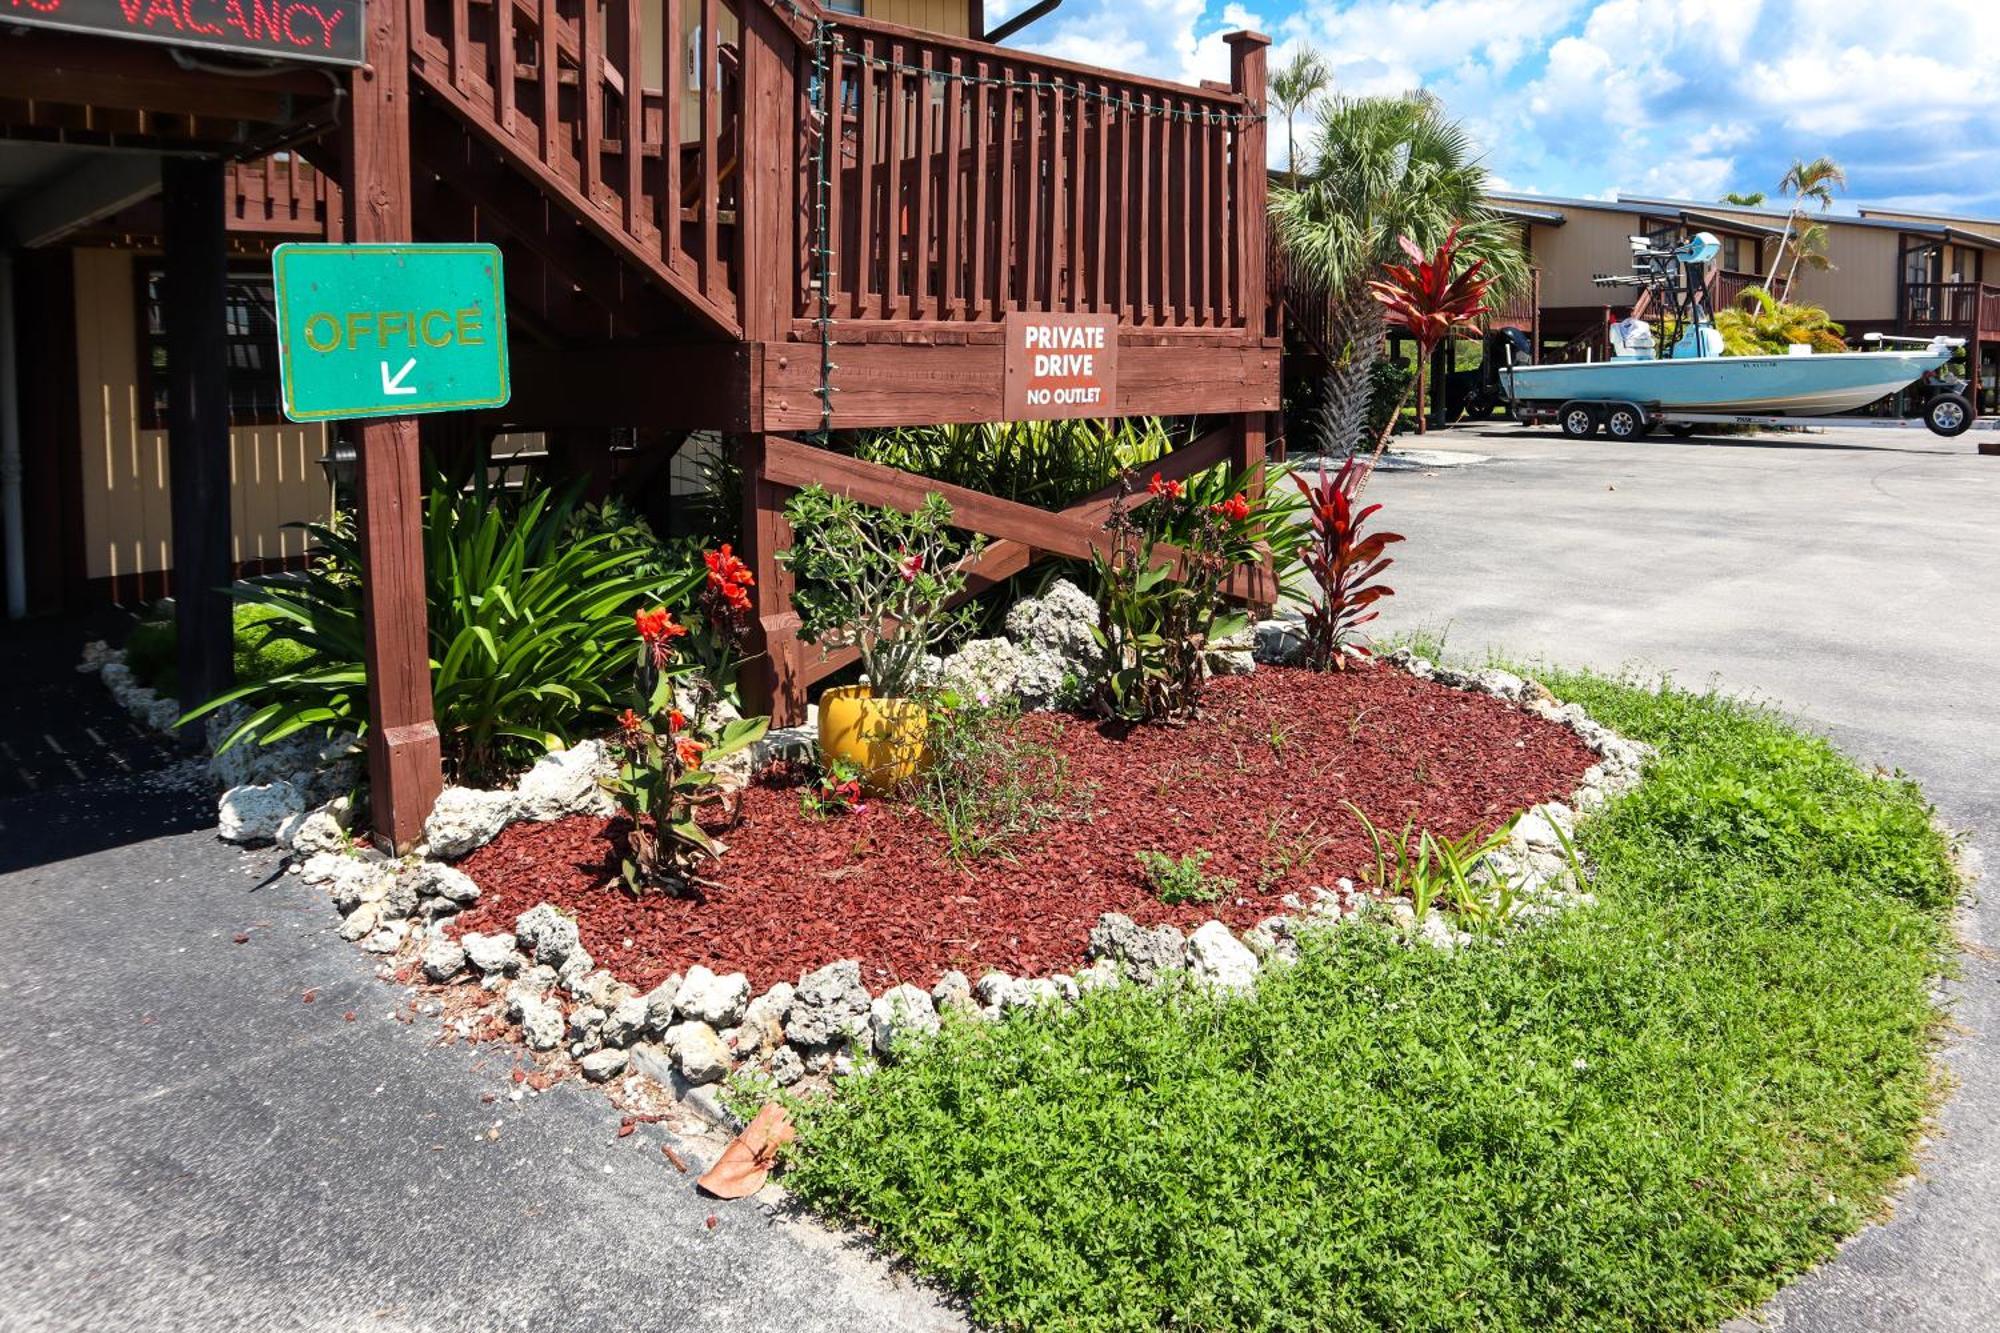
left=451, top=665, right=1595, bottom=994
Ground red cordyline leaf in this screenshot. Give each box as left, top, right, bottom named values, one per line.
left=1369, top=224, right=1496, bottom=348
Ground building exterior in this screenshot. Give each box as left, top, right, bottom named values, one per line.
left=1488, top=191, right=2000, bottom=409
left=0, top=0, right=1278, bottom=844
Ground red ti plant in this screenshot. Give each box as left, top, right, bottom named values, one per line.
left=1293, top=455, right=1404, bottom=670
left=1367, top=225, right=1493, bottom=439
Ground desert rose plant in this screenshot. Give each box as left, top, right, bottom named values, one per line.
left=602, top=604, right=768, bottom=896
left=1294, top=454, right=1404, bottom=670
left=1090, top=471, right=1259, bottom=721
left=780, top=486, right=985, bottom=699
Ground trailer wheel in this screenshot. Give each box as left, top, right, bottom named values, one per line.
left=1603, top=404, right=1647, bottom=441
left=1925, top=392, right=1974, bottom=438
left=1667, top=424, right=1699, bottom=438
left=1560, top=402, right=1599, bottom=439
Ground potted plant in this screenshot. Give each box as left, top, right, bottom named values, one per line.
left=780, top=486, right=982, bottom=794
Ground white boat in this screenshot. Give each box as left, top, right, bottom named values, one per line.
left=1501, top=346, right=1953, bottom=416
left=1498, top=232, right=1975, bottom=437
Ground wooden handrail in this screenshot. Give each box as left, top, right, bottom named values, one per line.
left=406, top=0, right=1268, bottom=345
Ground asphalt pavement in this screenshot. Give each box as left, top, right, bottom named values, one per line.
left=1367, top=420, right=1999, bottom=1331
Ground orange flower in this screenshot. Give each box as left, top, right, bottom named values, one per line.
left=1147, top=472, right=1185, bottom=500
left=675, top=736, right=707, bottom=769
left=704, top=545, right=755, bottom=613
left=1211, top=492, right=1252, bottom=523
left=668, top=708, right=688, bottom=732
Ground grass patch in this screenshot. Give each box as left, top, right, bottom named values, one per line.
left=780, top=674, right=1958, bottom=1331
left=123, top=602, right=318, bottom=698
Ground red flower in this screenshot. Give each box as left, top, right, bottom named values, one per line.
left=1146, top=472, right=1185, bottom=500
left=1211, top=492, right=1252, bottom=523
left=675, top=736, right=707, bottom=769
left=667, top=708, right=687, bottom=732
left=704, top=545, right=755, bottom=613
left=616, top=707, right=646, bottom=743
left=897, top=548, right=925, bottom=584
left=635, top=606, right=688, bottom=670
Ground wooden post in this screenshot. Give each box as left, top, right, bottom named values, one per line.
left=161, top=155, right=234, bottom=733
left=736, top=434, right=806, bottom=727
left=344, top=0, right=444, bottom=851
left=1226, top=32, right=1270, bottom=338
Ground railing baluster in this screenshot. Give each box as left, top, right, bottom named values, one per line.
left=1022, top=75, right=1040, bottom=317
left=1117, top=91, right=1131, bottom=321
left=884, top=39, right=905, bottom=318
left=1047, top=80, right=1065, bottom=310
left=622, top=0, right=642, bottom=235
left=1094, top=80, right=1109, bottom=315
left=497, top=0, right=517, bottom=137
left=857, top=37, right=878, bottom=318
left=451, top=0, right=470, bottom=94
left=1216, top=117, right=1231, bottom=327
left=1068, top=81, right=1085, bottom=311
left=997, top=73, right=1016, bottom=314
left=662, top=0, right=681, bottom=270
left=912, top=44, right=933, bottom=320
left=941, top=55, right=964, bottom=320
left=1136, top=93, right=1152, bottom=327
left=698, top=0, right=718, bottom=299
left=539, top=0, right=560, bottom=167
left=827, top=34, right=848, bottom=321
left=970, top=58, right=991, bottom=321
left=582, top=0, right=604, bottom=206
left=1176, top=102, right=1191, bottom=327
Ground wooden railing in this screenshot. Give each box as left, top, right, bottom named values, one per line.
left=1903, top=281, right=2000, bottom=334
left=411, top=0, right=756, bottom=334
left=227, top=154, right=339, bottom=237
left=807, top=15, right=1265, bottom=335
left=1710, top=268, right=1782, bottom=311
left=407, top=0, right=1268, bottom=344
left=1481, top=268, right=1538, bottom=333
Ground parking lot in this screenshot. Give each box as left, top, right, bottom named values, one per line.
left=1369, top=420, right=2000, bottom=1331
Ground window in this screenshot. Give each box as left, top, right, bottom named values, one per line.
left=1719, top=235, right=1742, bottom=272
left=136, top=263, right=285, bottom=430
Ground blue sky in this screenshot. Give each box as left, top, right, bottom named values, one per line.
left=986, top=0, right=2000, bottom=217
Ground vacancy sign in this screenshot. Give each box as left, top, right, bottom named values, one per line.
left=1, top=0, right=364, bottom=67
left=272, top=243, right=510, bottom=422
left=1004, top=313, right=1119, bottom=420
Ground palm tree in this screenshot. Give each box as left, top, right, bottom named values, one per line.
left=1782, top=219, right=1836, bottom=290
left=1273, top=93, right=1528, bottom=455
left=1714, top=285, right=1847, bottom=355
left=1765, top=156, right=1846, bottom=287
left=1270, top=47, right=1331, bottom=185
left=1722, top=190, right=1767, bottom=207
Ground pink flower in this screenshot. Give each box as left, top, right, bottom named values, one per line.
left=898, top=548, right=925, bottom=583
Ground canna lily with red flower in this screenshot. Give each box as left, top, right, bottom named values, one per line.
left=1146, top=472, right=1185, bottom=501
left=634, top=606, right=688, bottom=670
left=703, top=545, right=755, bottom=613
left=1210, top=492, right=1252, bottom=524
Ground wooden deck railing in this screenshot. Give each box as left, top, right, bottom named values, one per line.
left=1903, top=281, right=2000, bottom=335
left=807, top=15, right=1265, bottom=335
left=407, top=0, right=1267, bottom=344
left=227, top=154, right=339, bottom=236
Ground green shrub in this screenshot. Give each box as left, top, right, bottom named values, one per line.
left=123, top=603, right=324, bottom=697
left=188, top=476, right=701, bottom=786
left=782, top=676, right=1957, bottom=1332
left=905, top=695, right=1089, bottom=864
left=855, top=418, right=1177, bottom=511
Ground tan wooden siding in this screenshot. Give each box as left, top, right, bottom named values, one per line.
left=1529, top=208, right=1649, bottom=309
left=1781, top=222, right=1900, bottom=322
left=72, top=249, right=330, bottom=582
left=869, top=0, right=973, bottom=36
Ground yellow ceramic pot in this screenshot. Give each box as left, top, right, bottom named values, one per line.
left=817, top=685, right=929, bottom=796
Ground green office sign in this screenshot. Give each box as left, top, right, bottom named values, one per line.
left=273, top=243, right=510, bottom=422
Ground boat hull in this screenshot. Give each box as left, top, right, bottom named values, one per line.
left=1501, top=350, right=1949, bottom=416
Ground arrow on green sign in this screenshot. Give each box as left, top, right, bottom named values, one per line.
left=272, top=243, right=511, bottom=423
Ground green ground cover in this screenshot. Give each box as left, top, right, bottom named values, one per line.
left=780, top=673, right=1959, bottom=1332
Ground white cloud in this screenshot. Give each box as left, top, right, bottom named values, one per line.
left=983, top=0, right=2000, bottom=213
